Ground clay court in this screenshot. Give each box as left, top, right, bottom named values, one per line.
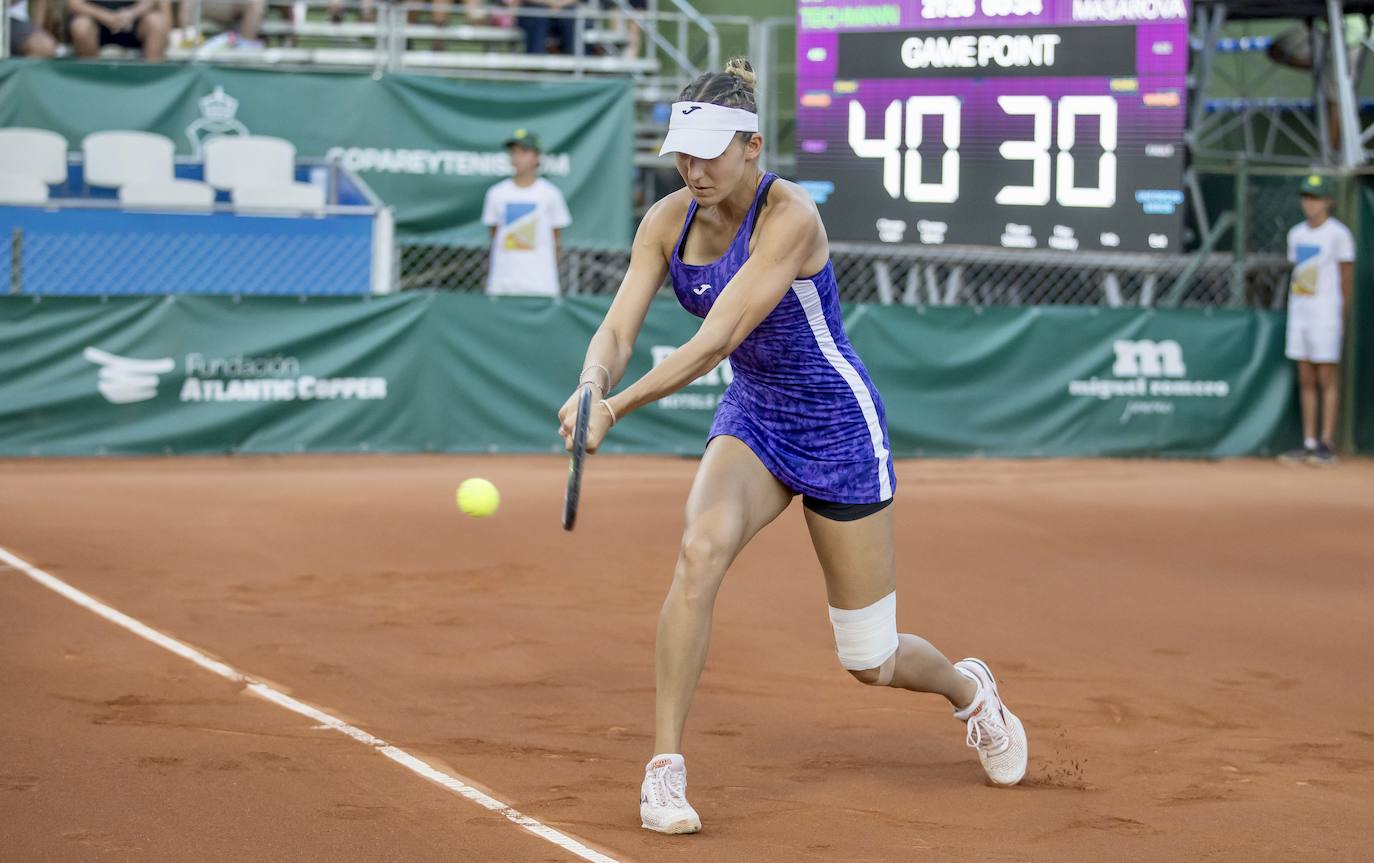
left=2, top=454, right=1372, bottom=862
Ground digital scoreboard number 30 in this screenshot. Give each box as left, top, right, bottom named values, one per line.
left=796, top=0, right=1190, bottom=253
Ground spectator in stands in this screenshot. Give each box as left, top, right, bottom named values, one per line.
left=324, top=0, right=486, bottom=45
left=69, top=0, right=171, bottom=60
left=7, top=0, right=57, bottom=56
left=605, top=0, right=643, bottom=58
left=1278, top=175, right=1355, bottom=467
left=518, top=0, right=581, bottom=55
left=175, top=0, right=265, bottom=50
left=326, top=0, right=375, bottom=24
left=482, top=128, right=572, bottom=296
left=412, top=0, right=487, bottom=51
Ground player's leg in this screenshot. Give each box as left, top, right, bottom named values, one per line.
left=1311, top=360, right=1340, bottom=466
left=1317, top=362, right=1339, bottom=446
left=137, top=8, right=171, bottom=61
left=69, top=15, right=101, bottom=57
left=654, top=434, right=792, bottom=754
left=1298, top=360, right=1318, bottom=443
left=803, top=505, right=972, bottom=704
left=238, top=0, right=265, bottom=41
left=804, top=503, right=1028, bottom=786
left=642, top=435, right=792, bottom=835
left=428, top=0, right=451, bottom=50
left=1280, top=358, right=1320, bottom=463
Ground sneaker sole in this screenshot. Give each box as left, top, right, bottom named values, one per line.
left=641, top=819, right=701, bottom=834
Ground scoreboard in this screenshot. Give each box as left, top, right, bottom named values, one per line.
left=796, top=0, right=1190, bottom=252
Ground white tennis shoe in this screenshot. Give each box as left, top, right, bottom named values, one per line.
left=639, top=753, right=701, bottom=834
left=953, top=658, right=1028, bottom=786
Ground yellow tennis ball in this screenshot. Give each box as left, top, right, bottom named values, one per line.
left=456, top=478, right=500, bottom=517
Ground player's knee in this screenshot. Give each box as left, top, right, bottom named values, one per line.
left=144, top=10, right=171, bottom=34
left=21, top=29, right=57, bottom=57
left=676, top=530, right=730, bottom=575
left=69, top=16, right=98, bottom=43
left=830, top=592, right=899, bottom=681
left=672, top=531, right=732, bottom=604
left=847, top=665, right=887, bottom=686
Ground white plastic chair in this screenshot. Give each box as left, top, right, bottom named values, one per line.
left=233, top=182, right=326, bottom=213
left=204, top=136, right=296, bottom=191
left=0, top=172, right=51, bottom=205
left=82, top=130, right=176, bottom=188
left=0, top=128, right=69, bottom=185
left=119, top=179, right=216, bottom=211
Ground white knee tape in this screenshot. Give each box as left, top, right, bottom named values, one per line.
left=829, top=592, right=899, bottom=671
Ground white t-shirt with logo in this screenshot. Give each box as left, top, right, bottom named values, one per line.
left=482, top=177, right=571, bottom=297
left=1286, top=217, right=1354, bottom=323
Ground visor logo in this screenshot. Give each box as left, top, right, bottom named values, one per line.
left=681, top=106, right=703, bottom=114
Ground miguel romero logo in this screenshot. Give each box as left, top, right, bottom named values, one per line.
left=1068, top=339, right=1230, bottom=424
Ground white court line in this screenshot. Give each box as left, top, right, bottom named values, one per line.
left=0, top=545, right=622, bottom=863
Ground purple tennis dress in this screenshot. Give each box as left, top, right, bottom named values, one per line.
left=668, top=173, right=895, bottom=505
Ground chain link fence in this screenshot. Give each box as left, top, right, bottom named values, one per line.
left=399, top=240, right=1291, bottom=308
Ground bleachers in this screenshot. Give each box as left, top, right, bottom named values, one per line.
left=168, top=1, right=652, bottom=76
left=31, top=0, right=745, bottom=177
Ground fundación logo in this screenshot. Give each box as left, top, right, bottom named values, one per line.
left=1068, top=339, right=1229, bottom=423
left=185, top=86, right=250, bottom=159
left=83, top=347, right=175, bottom=404
left=85, top=345, right=389, bottom=405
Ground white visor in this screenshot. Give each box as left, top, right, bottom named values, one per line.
left=659, top=101, right=759, bottom=160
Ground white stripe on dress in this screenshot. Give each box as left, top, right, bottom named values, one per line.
left=791, top=278, right=892, bottom=501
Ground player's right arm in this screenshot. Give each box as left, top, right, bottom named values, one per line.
left=558, top=195, right=677, bottom=433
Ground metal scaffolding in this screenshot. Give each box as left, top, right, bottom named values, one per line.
left=1190, top=0, right=1372, bottom=168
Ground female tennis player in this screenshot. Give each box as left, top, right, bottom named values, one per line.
left=558, top=58, right=1028, bottom=835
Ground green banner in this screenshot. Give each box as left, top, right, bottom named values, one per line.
left=0, top=295, right=1297, bottom=458
left=0, top=59, right=633, bottom=247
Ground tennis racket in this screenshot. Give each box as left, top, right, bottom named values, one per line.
left=562, top=385, right=593, bottom=531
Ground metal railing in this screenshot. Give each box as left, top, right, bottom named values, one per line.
left=163, top=0, right=719, bottom=83
left=396, top=240, right=1292, bottom=308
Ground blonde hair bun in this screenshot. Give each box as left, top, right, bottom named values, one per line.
left=724, top=57, right=758, bottom=94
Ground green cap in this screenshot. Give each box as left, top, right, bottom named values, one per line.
left=1299, top=174, right=1332, bottom=197
left=504, top=128, right=542, bottom=152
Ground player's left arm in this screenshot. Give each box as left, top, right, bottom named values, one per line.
left=604, top=194, right=818, bottom=424
left=550, top=188, right=571, bottom=277
left=1339, top=261, right=1353, bottom=315
left=1338, top=226, right=1355, bottom=318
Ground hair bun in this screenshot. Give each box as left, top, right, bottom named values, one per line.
left=724, top=57, right=757, bottom=94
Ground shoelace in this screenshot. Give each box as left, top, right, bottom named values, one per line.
left=965, top=704, right=1011, bottom=754
left=648, top=767, right=687, bottom=809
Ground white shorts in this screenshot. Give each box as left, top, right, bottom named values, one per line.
left=1285, top=317, right=1342, bottom=364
